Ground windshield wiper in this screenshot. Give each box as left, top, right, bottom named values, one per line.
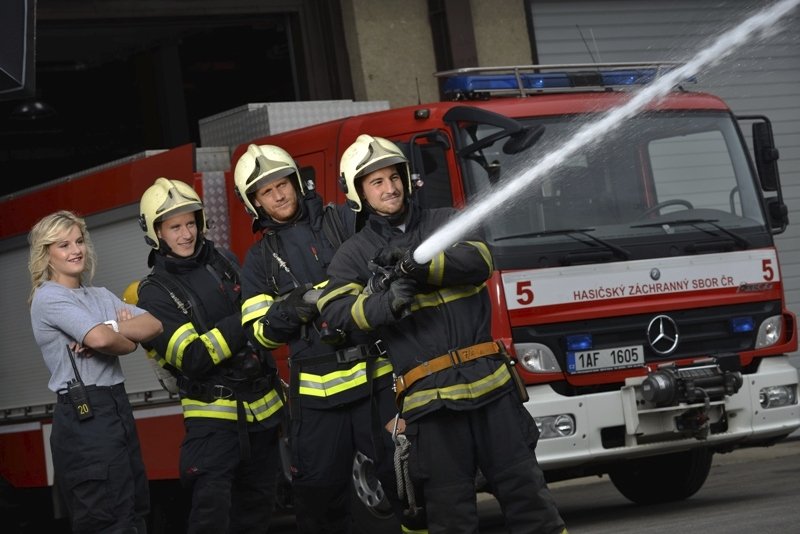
left=630, top=218, right=750, bottom=249
left=495, top=228, right=631, bottom=260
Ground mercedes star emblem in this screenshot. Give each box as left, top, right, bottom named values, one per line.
left=647, top=315, right=679, bottom=355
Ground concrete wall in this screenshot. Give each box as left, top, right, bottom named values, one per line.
left=341, top=0, right=440, bottom=107
left=471, top=0, right=533, bottom=66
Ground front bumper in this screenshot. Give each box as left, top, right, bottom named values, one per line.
left=526, top=356, right=800, bottom=470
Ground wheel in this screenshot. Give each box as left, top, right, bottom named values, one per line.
left=609, top=448, right=713, bottom=505
left=637, top=199, right=694, bottom=219
left=351, top=451, right=401, bottom=534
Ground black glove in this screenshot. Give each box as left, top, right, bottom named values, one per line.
left=397, top=249, right=429, bottom=283
left=386, top=277, right=417, bottom=318
left=374, top=246, right=406, bottom=267
left=229, top=349, right=262, bottom=379
left=278, top=285, right=318, bottom=324
left=365, top=265, right=393, bottom=294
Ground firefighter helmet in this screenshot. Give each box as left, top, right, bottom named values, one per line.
left=122, top=280, right=140, bottom=305
left=138, top=177, right=206, bottom=250
left=338, top=134, right=410, bottom=212
left=233, top=144, right=304, bottom=220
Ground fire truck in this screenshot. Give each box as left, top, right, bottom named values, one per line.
left=1, top=63, right=797, bottom=529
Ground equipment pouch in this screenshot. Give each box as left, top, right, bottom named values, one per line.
left=498, top=341, right=530, bottom=403
left=67, top=379, right=94, bottom=421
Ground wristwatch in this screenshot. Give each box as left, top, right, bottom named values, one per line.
left=103, top=319, right=120, bottom=333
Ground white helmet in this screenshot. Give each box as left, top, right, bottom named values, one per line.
left=338, top=134, right=410, bottom=212
left=138, top=178, right=206, bottom=250
left=233, top=144, right=303, bottom=220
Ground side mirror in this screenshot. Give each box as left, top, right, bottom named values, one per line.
left=752, top=120, right=780, bottom=191
left=503, top=124, right=546, bottom=155
left=765, top=197, right=788, bottom=234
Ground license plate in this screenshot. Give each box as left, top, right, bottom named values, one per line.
left=567, top=345, right=644, bottom=374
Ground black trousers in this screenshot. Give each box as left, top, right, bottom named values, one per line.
left=405, top=392, right=566, bottom=534
left=52, top=383, right=149, bottom=534
left=179, top=422, right=280, bottom=534
left=290, top=393, right=402, bottom=534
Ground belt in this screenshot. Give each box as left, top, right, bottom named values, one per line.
left=56, top=383, right=125, bottom=403
left=394, top=341, right=502, bottom=397
left=293, top=341, right=386, bottom=368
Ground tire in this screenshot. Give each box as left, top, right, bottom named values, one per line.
left=350, top=451, right=401, bottom=534
left=609, top=448, right=714, bottom=505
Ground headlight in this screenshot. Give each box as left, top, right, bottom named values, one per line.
left=513, top=343, right=562, bottom=373
left=759, top=385, right=797, bottom=408
left=755, top=315, right=782, bottom=348
left=535, top=414, right=576, bottom=439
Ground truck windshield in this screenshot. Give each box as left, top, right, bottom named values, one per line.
left=458, top=111, right=769, bottom=266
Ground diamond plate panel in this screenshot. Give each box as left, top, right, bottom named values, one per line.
left=198, top=100, right=390, bottom=147
left=200, top=171, right=231, bottom=251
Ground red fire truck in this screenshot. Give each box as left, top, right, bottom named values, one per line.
left=1, top=63, right=797, bottom=530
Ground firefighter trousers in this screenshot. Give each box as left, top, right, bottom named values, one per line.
left=179, top=423, right=280, bottom=534
left=51, top=384, right=149, bottom=534
left=405, top=392, right=565, bottom=534
left=290, top=393, right=409, bottom=534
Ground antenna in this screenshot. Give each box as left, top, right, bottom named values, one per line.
left=415, top=77, right=421, bottom=105
left=576, top=25, right=603, bottom=64
left=589, top=29, right=603, bottom=63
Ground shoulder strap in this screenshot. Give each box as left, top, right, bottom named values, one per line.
left=211, top=247, right=241, bottom=283
left=141, top=271, right=211, bottom=332
left=260, top=233, right=280, bottom=294
left=322, top=203, right=346, bottom=248
left=140, top=273, right=190, bottom=317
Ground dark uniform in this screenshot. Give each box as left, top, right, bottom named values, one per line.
left=318, top=200, right=567, bottom=534
left=138, top=240, right=284, bottom=533
left=240, top=190, right=401, bottom=533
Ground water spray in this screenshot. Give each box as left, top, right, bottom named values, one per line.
left=413, top=0, right=800, bottom=265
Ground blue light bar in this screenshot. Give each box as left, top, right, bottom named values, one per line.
left=442, top=68, right=672, bottom=97
left=566, top=334, right=593, bottom=351
left=730, top=316, right=755, bottom=333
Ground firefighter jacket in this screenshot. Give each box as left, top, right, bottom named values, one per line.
left=240, top=190, right=393, bottom=410
left=138, top=239, right=283, bottom=429
left=318, top=201, right=514, bottom=422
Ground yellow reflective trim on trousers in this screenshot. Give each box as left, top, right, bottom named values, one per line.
left=254, top=321, right=283, bottom=350
left=317, top=282, right=363, bottom=313
left=248, top=389, right=284, bottom=420
left=242, top=294, right=272, bottom=324
left=181, top=389, right=283, bottom=422
left=199, top=328, right=232, bottom=365
left=298, top=358, right=393, bottom=397
left=428, top=251, right=445, bottom=286
left=352, top=293, right=372, bottom=331
left=410, top=283, right=485, bottom=312
left=402, top=364, right=511, bottom=413
left=166, top=322, right=198, bottom=370
left=401, top=526, right=429, bottom=534
left=465, top=240, right=493, bottom=271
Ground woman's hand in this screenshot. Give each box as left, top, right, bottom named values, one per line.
left=69, top=340, right=95, bottom=358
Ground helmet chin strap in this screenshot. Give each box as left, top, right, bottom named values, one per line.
left=158, top=234, right=204, bottom=260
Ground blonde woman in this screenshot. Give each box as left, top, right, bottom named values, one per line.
left=28, top=210, right=162, bottom=534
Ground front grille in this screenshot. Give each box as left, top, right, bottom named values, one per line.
left=512, top=300, right=781, bottom=366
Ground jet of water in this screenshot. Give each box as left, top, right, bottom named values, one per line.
left=413, top=0, right=799, bottom=264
